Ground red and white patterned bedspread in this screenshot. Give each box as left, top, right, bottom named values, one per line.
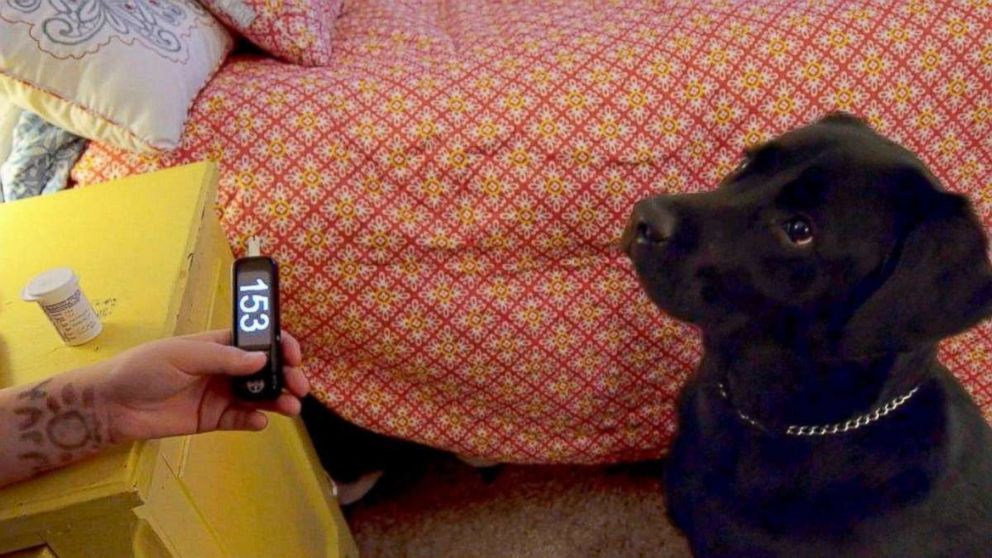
left=72, top=0, right=992, bottom=463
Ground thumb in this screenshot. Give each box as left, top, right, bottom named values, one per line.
left=155, top=339, right=267, bottom=377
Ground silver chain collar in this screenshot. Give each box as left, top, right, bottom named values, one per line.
left=716, top=382, right=921, bottom=437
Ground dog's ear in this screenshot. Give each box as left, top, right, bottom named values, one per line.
left=838, top=170, right=992, bottom=357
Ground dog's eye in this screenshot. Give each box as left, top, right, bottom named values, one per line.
left=783, top=217, right=814, bottom=245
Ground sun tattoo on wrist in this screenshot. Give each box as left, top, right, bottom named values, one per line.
left=13, top=379, right=107, bottom=473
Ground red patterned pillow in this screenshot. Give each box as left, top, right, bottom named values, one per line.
left=202, top=0, right=341, bottom=65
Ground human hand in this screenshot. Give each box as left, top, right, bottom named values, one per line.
left=98, top=329, right=309, bottom=444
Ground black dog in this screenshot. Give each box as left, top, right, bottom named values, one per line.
left=622, top=113, right=992, bottom=557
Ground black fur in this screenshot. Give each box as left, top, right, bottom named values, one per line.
left=622, top=113, right=992, bottom=557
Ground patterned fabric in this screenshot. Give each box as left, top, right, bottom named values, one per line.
left=199, top=0, right=340, bottom=65
left=1, top=111, right=85, bottom=202
left=1, top=0, right=204, bottom=60
left=72, top=0, right=992, bottom=463
left=0, top=0, right=231, bottom=152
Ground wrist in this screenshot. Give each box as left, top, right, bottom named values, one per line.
left=84, top=361, right=136, bottom=446
left=63, top=361, right=127, bottom=446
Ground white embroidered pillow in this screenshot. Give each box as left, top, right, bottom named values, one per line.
left=0, top=0, right=232, bottom=152
left=0, top=96, right=21, bottom=163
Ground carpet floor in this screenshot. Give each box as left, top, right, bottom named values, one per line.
left=345, top=455, right=692, bottom=557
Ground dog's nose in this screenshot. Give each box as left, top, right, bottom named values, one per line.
left=636, top=219, right=667, bottom=244
left=622, top=198, right=677, bottom=253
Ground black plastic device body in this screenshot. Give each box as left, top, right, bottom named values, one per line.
left=231, top=256, right=283, bottom=400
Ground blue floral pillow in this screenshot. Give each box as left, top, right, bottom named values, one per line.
left=0, top=112, right=85, bottom=202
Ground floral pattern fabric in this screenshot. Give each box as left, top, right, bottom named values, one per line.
left=72, top=0, right=992, bottom=463
left=1, top=111, right=84, bottom=202
left=199, top=0, right=340, bottom=65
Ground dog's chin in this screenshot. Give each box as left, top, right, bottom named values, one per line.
left=628, top=247, right=736, bottom=327
left=632, top=263, right=750, bottom=335
left=634, top=274, right=712, bottom=326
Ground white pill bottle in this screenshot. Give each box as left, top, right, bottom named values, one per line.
left=21, top=267, right=103, bottom=346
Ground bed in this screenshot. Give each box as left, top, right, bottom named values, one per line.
left=19, top=0, right=992, bottom=462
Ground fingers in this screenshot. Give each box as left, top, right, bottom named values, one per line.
left=281, top=331, right=302, bottom=367
left=216, top=406, right=269, bottom=431
left=160, top=338, right=267, bottom=377
left=251, top=393, right=303, bottom=417
left=181, top=329, right=302, bottom=368
left=209, top=392, right=304, bottom=436
left=210, top=395, right=299, bottom=434
left=283, top=366, right=310, bottom=398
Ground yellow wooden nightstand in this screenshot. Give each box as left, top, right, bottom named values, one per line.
left=0, top=163, right=357, bottom=558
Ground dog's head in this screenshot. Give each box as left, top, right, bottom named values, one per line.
left=623, top=113, right=992, bottom=357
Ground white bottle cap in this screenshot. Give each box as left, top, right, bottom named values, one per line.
left=22, top=267, right=78, bottom=304
left=22, top=267, right=103, bottom=345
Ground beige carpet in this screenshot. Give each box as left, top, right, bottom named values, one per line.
left=345, top=455, right=692, bottom=557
